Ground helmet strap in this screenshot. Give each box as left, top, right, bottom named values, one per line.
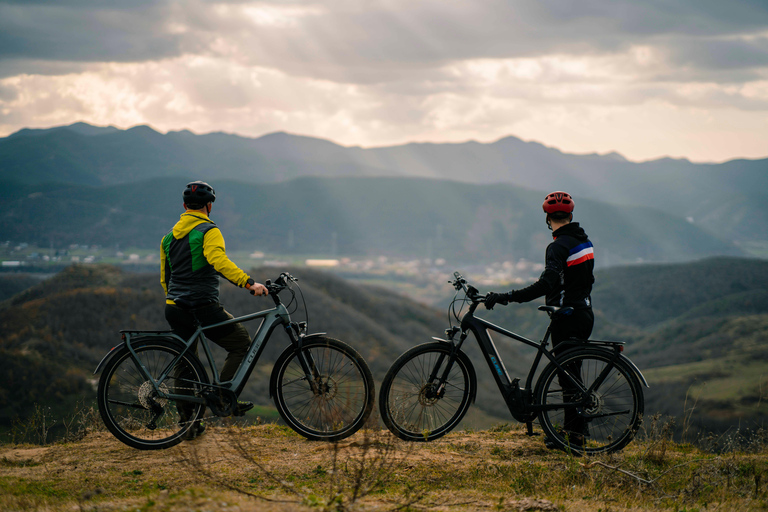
left=546, top=213, right=572, bottom=231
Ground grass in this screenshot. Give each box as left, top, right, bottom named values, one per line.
left=1, top=419, right=768, bottom=511
left=644, top=347, right=768, bottom=421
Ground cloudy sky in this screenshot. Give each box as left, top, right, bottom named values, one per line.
left=1, top=0, right=767, bottom=162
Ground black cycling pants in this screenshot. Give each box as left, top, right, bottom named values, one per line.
left=165, top=302, right=250, bottom=383
left=550, top=308, right=594, bottom=437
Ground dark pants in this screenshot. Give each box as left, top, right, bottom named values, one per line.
left=550, top=308, right=594, bottom=437
left=165, top=302, right=251, bottom=383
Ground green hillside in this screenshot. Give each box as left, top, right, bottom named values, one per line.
left=2, top=258, right=768, bottom=443
left=0, top=264, right=455, bottom=441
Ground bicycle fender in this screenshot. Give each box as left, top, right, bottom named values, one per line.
left=94, top=343, right=126, bottom=375
left=619, top=353, right=649, bottom=388
left=554, top=345, right=649, bottom=389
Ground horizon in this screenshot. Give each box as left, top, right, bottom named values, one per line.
left=8, top=120, right=766, bottom=166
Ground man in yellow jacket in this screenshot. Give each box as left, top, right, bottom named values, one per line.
left=160, top=181, right=268, bottom=438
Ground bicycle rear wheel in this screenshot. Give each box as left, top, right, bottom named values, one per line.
left=97, top=339, right=209, bottom=450
left=271, top=337, right=375, bottom=441
left=534, top=347, right=644, bottom=455
left=379, top=343, right=475, bottom=442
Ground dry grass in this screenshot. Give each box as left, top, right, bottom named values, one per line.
left=1, top=420, right=767, bottom=512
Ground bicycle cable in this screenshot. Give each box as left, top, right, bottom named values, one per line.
left=290, top=278, right=310, bottom=331
left=283, top=282, right=298, bottom=313
left=448, top=288, right=470, bottom=327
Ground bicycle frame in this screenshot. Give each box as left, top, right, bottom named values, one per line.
left=97, top=291, right=323, bottom=409
left=447, top=299, right=637, bottom=421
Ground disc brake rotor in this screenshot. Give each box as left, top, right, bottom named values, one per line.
left=418, top=383, right=439, bottom=406
left=316, top=376, right=338, bottom=400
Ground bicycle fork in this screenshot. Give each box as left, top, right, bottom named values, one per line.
left=285, top=322, right=328, bottom=397
left=426, top=329, right=465, bottom=399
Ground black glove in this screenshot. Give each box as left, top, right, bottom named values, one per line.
left=484, top=292, right=510, bottom=310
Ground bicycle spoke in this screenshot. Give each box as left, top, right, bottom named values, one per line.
left=99, top=342, right=206, bottom=449
left=536, top=349, right=642, bottom=454
left=274, top=339, right=373, bottom=440
left=381, top=344, right=473, bottom=441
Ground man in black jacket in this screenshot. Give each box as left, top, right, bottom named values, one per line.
left=485, top=191, right=594, bottom=448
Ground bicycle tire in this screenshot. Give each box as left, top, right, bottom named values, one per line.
left=534, top=347, right=644, bottom=455
left=270, top=337, right=375, bottom=442
left=97, top=339, right=209, bottom=450
left=379, top=342, right=476, bottom=442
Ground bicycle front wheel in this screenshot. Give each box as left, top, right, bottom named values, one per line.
left=534, top=347, right=644, bottom=455
left=379, top=343, right=475, bottom=442
left=271, top=337, right=375, bottom=441
left=97, top=340, right=209, bottom=450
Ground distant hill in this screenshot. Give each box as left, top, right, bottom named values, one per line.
left=0, top=273, right=48, bottom=302
left=3, top=176, right=743, bottom=266
left=2, top=258, right=767, bottom=441
left=1, top=122, right=766, bottom=247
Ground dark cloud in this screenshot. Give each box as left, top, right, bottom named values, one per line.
left=199, top=0, right=768, bottom=84
left=671, top=37, right=768, bottom=70
left=0, top=59, right=93, bottom=79
left=0, top=0, right=767, bottom=84
left=0, top=1, right=190, bottom=62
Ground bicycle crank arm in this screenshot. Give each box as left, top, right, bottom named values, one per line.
left=578, top=409, right=630, bottom=420
left=108, top=399, right=149, bottom=410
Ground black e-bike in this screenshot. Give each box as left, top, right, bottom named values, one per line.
left=379, top=272, right=647, bottom=455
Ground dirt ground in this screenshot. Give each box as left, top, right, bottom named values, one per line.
left=0, top=423, right=574, bottom=512
left=6, top=421, right=761, bottom=512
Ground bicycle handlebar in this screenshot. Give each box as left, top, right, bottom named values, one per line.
left=258, top=272, right=298, bottom=304
left=451, top=271, right=485, bottom=303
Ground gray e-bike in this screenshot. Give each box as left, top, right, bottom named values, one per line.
left=96, top=272, right=375, bottom=450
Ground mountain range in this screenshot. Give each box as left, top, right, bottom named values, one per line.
left=2, top=122, right=764, bottom=265
left=4, top=175, right=743, bottom=266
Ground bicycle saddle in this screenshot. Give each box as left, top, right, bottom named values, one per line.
left=537, top=305, right=574, bottom=317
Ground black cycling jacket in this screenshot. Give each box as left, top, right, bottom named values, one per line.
left=508, top=222, right=594, bottom=308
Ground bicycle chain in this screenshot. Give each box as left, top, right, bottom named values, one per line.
left=166, top=386, right=240, bottom=427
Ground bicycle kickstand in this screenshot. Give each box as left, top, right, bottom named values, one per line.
left=525, top=421, right=540, bottom=436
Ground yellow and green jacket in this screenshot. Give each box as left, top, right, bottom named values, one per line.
left=160, top=212, right=251, bottom=307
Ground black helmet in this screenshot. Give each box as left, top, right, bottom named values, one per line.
left=183, top=181, right=216, bottom=207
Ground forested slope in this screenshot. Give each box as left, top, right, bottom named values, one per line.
left=0, top=265, right=459, bottom=438
left=2, top=258, right=767, bottom=442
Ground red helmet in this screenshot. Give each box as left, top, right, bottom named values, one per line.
left=542, top=191, right=574, bottom=214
